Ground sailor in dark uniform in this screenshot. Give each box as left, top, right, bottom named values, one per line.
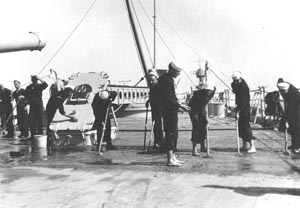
left=231, top=71, right=256, bottom=153
left=12, top=80, right=29, bottom=138
left=46, top=80, right=75, bottom=148
left=25, top=75, right=48, bottom=138
left=277, top=82, right=300, bottom=153
left=188, top=81, right=215, bottom=156
left=91, top=89, right=118, bottom=151
left=0, top=84, right=14, bottom=137
left=158, top=60, right=190, bottom=166
left=146, top=70, right=164, bottom=150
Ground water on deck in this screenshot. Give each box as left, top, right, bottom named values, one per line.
left=0, top=113, right=299, bottom=208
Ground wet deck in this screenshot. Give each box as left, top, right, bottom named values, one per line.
left=1, top=113, right=300, bottom=208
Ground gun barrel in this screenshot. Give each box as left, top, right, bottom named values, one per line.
left=0, top=32, right=46, bottom=53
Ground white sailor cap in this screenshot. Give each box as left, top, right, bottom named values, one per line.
left=277, top=82, right=290, bottom=90
left=169, top=60, right=183, bottom=72
left=231, top=71, right=242, bottom=80
left=148, top=69, right=159, bottom=78
left=99, top=90, right=109, bottom=100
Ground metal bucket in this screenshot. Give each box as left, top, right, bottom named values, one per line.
left=111, top=126, right=117, bottom=140
left=208, top=102, right=225, bottom=117
left=34, top=135, right=47, bottom=148
left=84, top=131, right=97, bottom=146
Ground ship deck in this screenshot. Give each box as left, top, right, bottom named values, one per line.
left=1, top=113, right=299, bottom=208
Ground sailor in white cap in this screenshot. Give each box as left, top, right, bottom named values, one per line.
left=158, top=60, right=190, bottom=166
left=146, top=69, right=164, bottom=149
left=188, top=80, right=216, bottom=156
left=231, top=71, right=257, bottom=153
left=277, top=81, right=300, bottom=153
left=91, top=88, right=118, bottom=151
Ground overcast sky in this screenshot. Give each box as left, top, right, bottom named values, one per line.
left=0, top=0, right=299, bottom=92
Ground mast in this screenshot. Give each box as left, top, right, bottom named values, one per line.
left=153, top=0, right=156, bottom=69
left=125, top=0, right=150, bottom=86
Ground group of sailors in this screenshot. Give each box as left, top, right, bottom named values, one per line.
left=1, top=62, right=300, bottom=166
left=0, top=76, right=48, bottom=139
left=145, top=61, right=300, bottom=166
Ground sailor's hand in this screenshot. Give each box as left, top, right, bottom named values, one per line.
left=180, top=105, right=190, bottom=112
left=285, top=122, right=289, bottom=129
left=235, top=111, right=240, bottom=120
left=18, top=95, right=25, bottom=100
left=24, top=105, right=30, bottom=114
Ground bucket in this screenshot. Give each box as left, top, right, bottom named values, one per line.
left=34, top=135, right=47, bottom=148
left=208, top=102, right=225, bottom=117
left=111, top=126, right=117, bottom=140
left=83, top=130, right=97, bottom=146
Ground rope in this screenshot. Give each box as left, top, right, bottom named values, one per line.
left=209, top=68, right=232, bottom=91
left=137, top=0, right=176, bottom=60
left=130, top=0, right=154, bottom=67
left=37, top=0, right=99, bottom=76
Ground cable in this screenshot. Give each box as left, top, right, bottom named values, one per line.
left=130, top=0, right=154, bottom=67
left=37, top=0, right=99, bottom=76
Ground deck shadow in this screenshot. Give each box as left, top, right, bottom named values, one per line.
left=203, top=185, right=300, bottom=196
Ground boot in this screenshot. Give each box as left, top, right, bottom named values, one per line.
left=200, top=140, right=207, bottom=152
left=247, top=140, right=256, bottom=153
left=192, top=142, right=200, bottom=156
left=241, top=141, right=250, bottom=151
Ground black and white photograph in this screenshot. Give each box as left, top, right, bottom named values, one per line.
left=0, top=0, right=299, bottom=207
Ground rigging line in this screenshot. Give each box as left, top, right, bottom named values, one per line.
left=130, top=0, right=154, bottom=67
left=147, top=0, right=231, bottom=80
left=209, top=68, right=232, bottom=91
left=138, top=0, right=175, bottom=60
left=207, top=63, right=231, bottom=81
left=37, top=0, right=98, bottom=76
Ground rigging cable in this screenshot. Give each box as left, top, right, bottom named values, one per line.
left=146, top=0, right=232, bottom=82
left=138, top=0, right=176, bottom=60
left=130, top=0, right=154, bottom=67
left=37, top=0, right=99, bottom=76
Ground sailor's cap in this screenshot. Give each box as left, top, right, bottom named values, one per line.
left=169, top=60, right=183, bottom=72
left=231, top=71, right=241, bottom=80
left=148, top=69, right=159, bottom=78
left=277, top=82, right=290, bottom=90
left=99, top=90, right=109, bottom=100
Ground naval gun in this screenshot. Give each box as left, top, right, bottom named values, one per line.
left=0, top=32, right=46, bottom=53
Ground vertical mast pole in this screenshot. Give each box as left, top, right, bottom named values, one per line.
left=125, top=0, right=149, bottom=86
left=153, top=0, right=156, bottom=69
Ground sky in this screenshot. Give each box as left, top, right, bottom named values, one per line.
left=0, top=0, right=299, bottom=93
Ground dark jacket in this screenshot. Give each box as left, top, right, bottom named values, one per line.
left=91, top=91, right=117, bottom=130
left=46, top=90, right=69, bottom=116
left=12, top=88, right=27, bottom=109
left=158, top=73, right=180, bottom=110
left=189, top=89, right=215, bottom=114
left=0, top=87, right=12, bottom=112
left=25, top=82, right=48, bottom=107
left=231, top=79, right=250, bottom=111
left=284, top=84, right=300, bottom=128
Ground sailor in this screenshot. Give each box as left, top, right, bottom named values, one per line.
left=158, top=60, right=190, bottom=166
left=146, top=69, right=164, bottom=150
left=91, top=88, right=118, bottom=151
left=277, top=81, right=300, bottom=153
left=188, top=81, right=216, bottom=156
left=46, top=79, right=75, bottom=147
left=25, top=75, right=48, bottom=139
left=0, top=84, right=14, bottom=137
left=12, top=80, right=29, bottom=138
left=231, top=71, right=256, bottom=153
